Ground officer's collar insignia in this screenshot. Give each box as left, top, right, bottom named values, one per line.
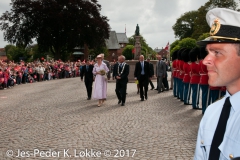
left=210, top=18, right=221, bottom=36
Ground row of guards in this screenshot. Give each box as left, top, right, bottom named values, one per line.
left=172, top=47, right=226, bottom=115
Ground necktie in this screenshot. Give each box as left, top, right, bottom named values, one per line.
left=209, top=97, right=231, bottom=160
left=141, top=62, right=144, bottom=75
left=86, top=65, right=88, bottom=71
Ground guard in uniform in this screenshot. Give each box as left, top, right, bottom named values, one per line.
left=177, top=48, right=185, bottom=101
left=181, top=48, right=192, bottom=105
left=189, top=47, right=200, bottom=109
left=194, top=8, right=240, bottom=159
left=172, top=50, right=179, bottom=97
left=199, top=47, right=209, bottom=114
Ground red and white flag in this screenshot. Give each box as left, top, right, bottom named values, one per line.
left=164, top=42, right=170, bottom=51
left=132, top=48, right=135, bottom=54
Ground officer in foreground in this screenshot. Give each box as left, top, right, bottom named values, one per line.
left=194, top=8, right=240, bottom=159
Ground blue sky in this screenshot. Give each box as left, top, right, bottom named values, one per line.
left=0, top=0, right=209, bottom=49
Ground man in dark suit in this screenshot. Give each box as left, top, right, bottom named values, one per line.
left=134, top=55, right=151, bottom=101
left=156, top=55, right=166, bottom=93
left=80, top=59, right=94, bottom=100
left=147, top=58, right=155, bottom=90
left=114, top=55, right=129, bottom=106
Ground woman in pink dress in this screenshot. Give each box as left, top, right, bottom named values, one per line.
left=92, top=55, right=109, bottom=107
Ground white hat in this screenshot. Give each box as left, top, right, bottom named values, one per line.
left=198, top=8, right=240, bottom=45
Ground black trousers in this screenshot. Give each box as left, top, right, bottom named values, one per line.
left=139, top=75, right=148, bottom=99
left=148, top=79, right=154, bottom=89
left=163, top=76, right=169, bottom=90
left=85, top=79, right=93, bottom=98
left=115, top=80, right=127, bottom=103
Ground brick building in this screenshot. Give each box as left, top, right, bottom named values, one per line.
left=154, top=47, right=169, bottom=60
left=0, top=48, right=7, bottom=61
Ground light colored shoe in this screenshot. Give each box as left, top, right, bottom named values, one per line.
left=101, top=100, right=105, bottom=104
left=98, top=100, right=101, bottom=107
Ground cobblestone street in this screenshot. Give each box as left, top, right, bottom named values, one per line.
left=0, top=77, right=202, bottom=160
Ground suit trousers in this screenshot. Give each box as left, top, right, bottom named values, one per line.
left=115, top=80, right=127, bottom=103
left=173, top=77, right=178, bottom=97
left=139, top=75, right=148, bottom=99
left=200, top=84, right=208, bottom=114
left=178, top=79, right=184, bottom=100
left=163, top=76, right=169, bottom=90
left=183, top=82, right=191, bottom=104
left=209, top=89, right=220, bottom=105
left=157, top=76, right=164, bottom=92
left=148, top=79, right=154, bottom=89
left=85, top=79, right=93, bottom=98
left=191, top=84, right=200, bottom=109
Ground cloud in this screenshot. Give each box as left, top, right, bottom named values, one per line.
left=0, top=0, right=209, bottom=49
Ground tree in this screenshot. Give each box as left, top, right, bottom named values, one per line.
left=0, top=0, right=110, bottom=60
left=192, top=0, right=238, bottom=39
left=89, top=46, right=108, bottom=60
left=173, top=0, right=239, bottom=40
left=170, top=38, right=197, bottom=57
left=198, top=33, right=210, bottom=41
left=122, top=45, right=134, bottom=60
left=172, top=11, right=198, bottom=40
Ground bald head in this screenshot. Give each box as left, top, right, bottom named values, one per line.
left=139, top=55, right=144, bottom=62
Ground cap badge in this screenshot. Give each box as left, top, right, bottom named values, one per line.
left=210, top=18, right=221, bottom=36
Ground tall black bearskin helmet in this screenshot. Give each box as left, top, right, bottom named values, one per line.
left=171, top=50, right=179, bottom=61
left=189, top=47, right=200, bottom=62
left=199, top=47, right=208, bottom=60
left=177, top=48, right=186, bottom=61
left=181, top=48, right=191, bottom=63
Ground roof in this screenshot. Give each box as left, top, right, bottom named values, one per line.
left=116, top=33, right=129, bottom=44
left=154, top=48, right=162, bottom=53
left=73, top=51, right=84, bottom=55
left=105, top=31, right=120, bottom=49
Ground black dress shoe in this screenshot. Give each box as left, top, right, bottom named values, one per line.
left=87, top=97, right=91, bottom=100
left=121, top=103, right=125, bottom=106
left=154, top=88, right=158, bottom=90
left=158, top=91, right=161, bottom=94
left=145, top=96, right=148, bottom=100
left=141, top=98, right=144, bottom=101
left=151, top=88, right=154, bottom=90
left=118, top=100, right=122, bottom=104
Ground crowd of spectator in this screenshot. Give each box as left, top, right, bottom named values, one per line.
left=0, top=59, right=95, bottom=90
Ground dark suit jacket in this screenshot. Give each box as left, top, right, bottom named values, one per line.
left=149, top=62, right=154, bottom=77
left=134, top=61, right=151, bottom=80
left=80, top=65, right=94, bottom=81
left=103, top=60, right=110, bottom=79
left=112, top=62, right=119, bottom=78
left=115, top=63, right=129, bottom=83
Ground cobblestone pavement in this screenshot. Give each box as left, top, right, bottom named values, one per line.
left=0, top=77, right=202, bottom=160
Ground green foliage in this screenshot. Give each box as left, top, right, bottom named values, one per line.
left=170, top=40, right=180, bottom=53
left=178, top=38, right=197, bottom=49
left=89, top=46, right=108, bottom=59
left=197, top=33, right=210, bottom=41
left=122, top=45, right=134, bottom=60
left=172, top=11, right=198, bottom=40
left=127, top=35, right=154, bottom=59
left=170, top=38, right=197, bottom=57
left=5, top=45, right=32, bottom=62
left=172, top=0, right=239, bottom=40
